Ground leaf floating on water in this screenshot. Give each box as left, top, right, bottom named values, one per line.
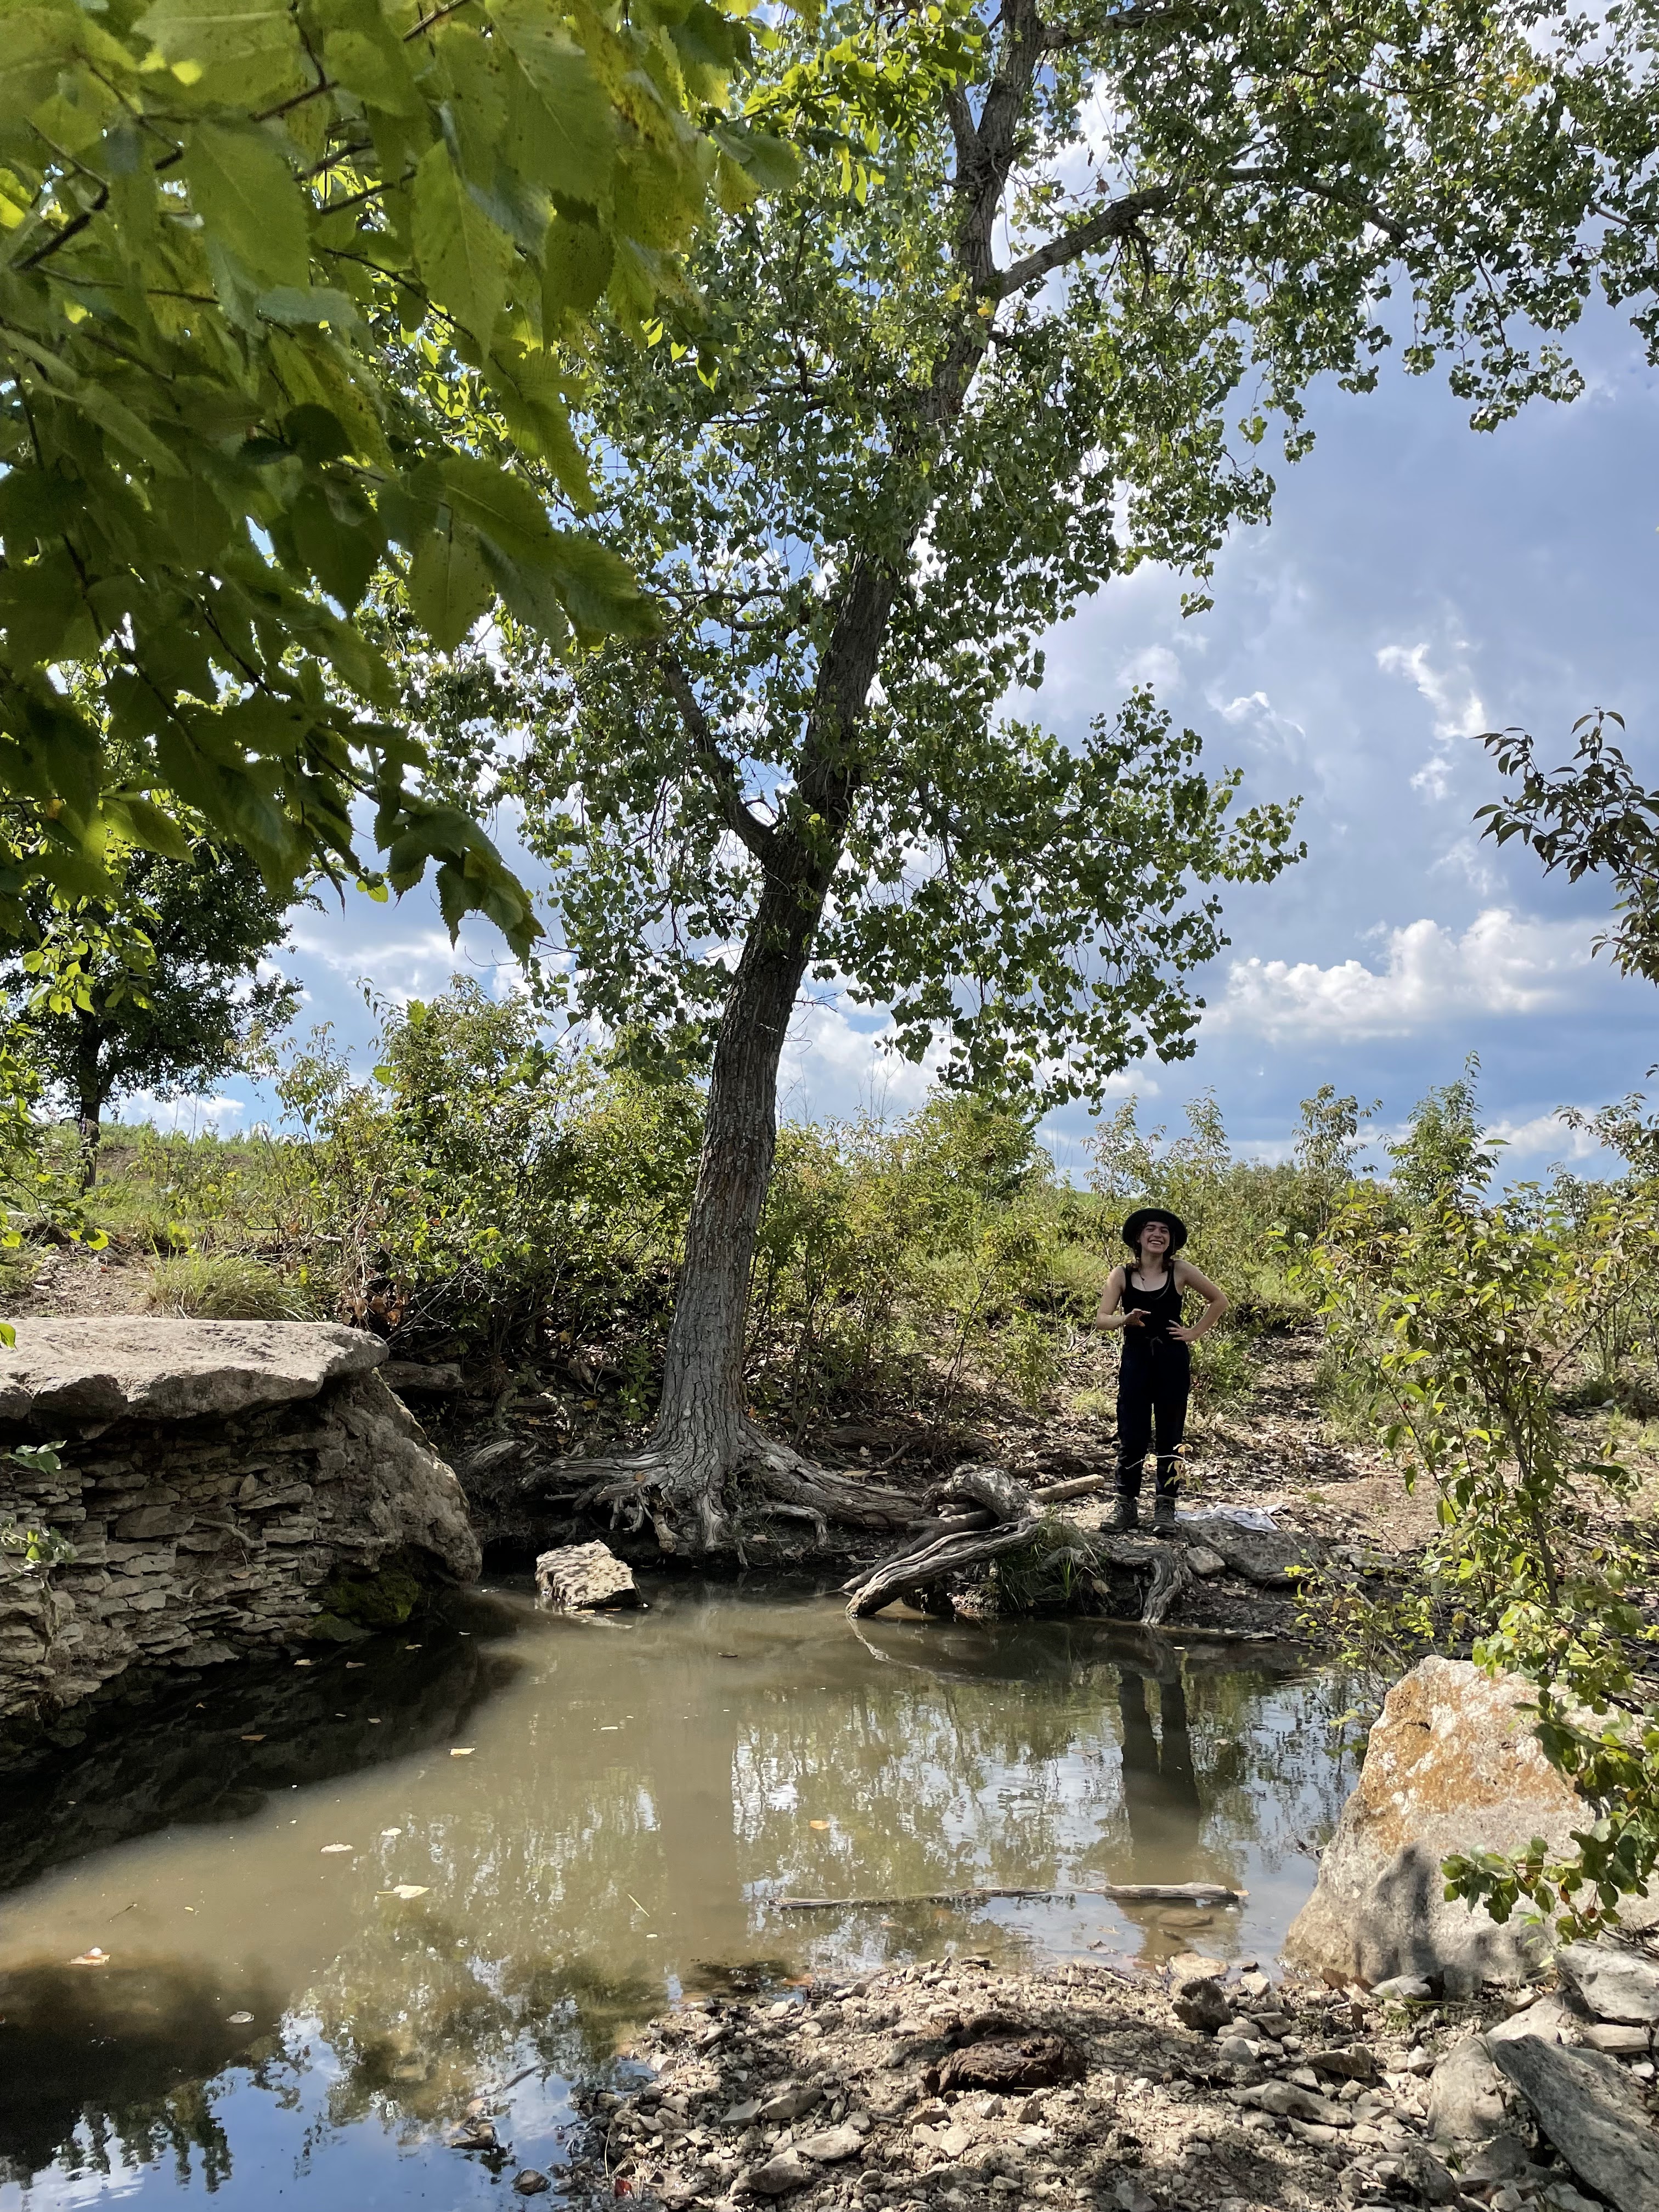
left=377, top=1884, right=431, bottom=1900
left=69, top=1949, right=110, bottom=1966
left=320, top=1843, right=353, bottom=1854
left=809, top=1821, right=831, bottom=1831
left=450, top=1747, right=475, bottom=1758
left=227, top=2011, right=255, bottom=2024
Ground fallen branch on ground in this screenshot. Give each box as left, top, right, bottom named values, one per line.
left=845, top=1454, right=1195, bottom=1623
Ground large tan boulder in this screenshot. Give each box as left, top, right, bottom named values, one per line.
left=1284, top=1655, right=1656, bottom=1995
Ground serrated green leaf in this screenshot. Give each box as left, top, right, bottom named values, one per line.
left=408, top=524, right=494, bottom=650
left=476, top=534, right=570, bottom=649
left=438, top=451, right=553, bottom=561
left=541, top=214, right=613, bottom=330
left=134, top=0, right=303, bottom=99
left=544, top=529, right=657, bottom=639
left=492, top=0, right=615, bottom=202
left=484, top=348, right=594, bottom=506
left=322, top=26, right=422, bottom=115
left=411, top=142, right=513, bottom=349
left=103, top=792, right=195, bottom=860
left=184, top=120, right=309, bottom=291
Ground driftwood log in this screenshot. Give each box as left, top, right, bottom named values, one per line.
left=775, top=1881, right=1245, bottom=1910
left=925, top=1463, right=1037, bottom=1523
left=846, top=1519, right=1046, bottom=1618
left=844, top=1464, right=1195, bottom=1626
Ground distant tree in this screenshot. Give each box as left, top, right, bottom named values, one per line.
left=1, top=847, right=300, bottom=1186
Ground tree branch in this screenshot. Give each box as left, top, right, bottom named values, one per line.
left=993, top=187, right=1171, bottom=296
left=1215, top=164, right=1408, bottom=246
left=656, top=648, right=776, bottom=864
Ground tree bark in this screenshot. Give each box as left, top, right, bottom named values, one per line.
left=645, top=563, right=895, bottom=1545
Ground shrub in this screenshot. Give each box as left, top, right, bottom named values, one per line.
left=1303, top=1071, right=1659, bottom=1936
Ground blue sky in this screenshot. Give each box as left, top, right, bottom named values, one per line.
left=146, top=300, right=1659, bottom=1182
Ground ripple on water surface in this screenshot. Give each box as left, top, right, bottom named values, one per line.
left=0, top=1579, right=1359, bottom=2207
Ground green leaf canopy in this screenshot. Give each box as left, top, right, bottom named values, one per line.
left=0, top=0, right=802, bottom=951
left=440, top=0, right=1659, bottom=1099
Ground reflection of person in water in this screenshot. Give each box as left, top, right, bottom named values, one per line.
left=1117, top=1663, right=1201, bottom=1870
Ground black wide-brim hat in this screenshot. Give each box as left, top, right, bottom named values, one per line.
left=1122, top=1207, right=1187, bottom=1252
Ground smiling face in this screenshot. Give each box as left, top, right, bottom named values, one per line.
left=1138, top=1219, right=1171, bottom=1262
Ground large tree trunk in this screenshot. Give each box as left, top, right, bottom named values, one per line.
left=647, top=897, right=819, bottom=1544
left=642, top=564, right=895, bottom=1548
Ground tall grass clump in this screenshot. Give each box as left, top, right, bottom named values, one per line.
left=144, top=1252, right=319, bottom=1321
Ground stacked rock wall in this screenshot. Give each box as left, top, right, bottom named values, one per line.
left=0, top=1319, right=481, bottom=1732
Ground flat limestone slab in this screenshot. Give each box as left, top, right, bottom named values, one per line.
left=0, top=1319, right=386, bottom=1425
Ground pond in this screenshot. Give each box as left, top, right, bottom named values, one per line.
left=0, top=1579, right=1359, bottom=2209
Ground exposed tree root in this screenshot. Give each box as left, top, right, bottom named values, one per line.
left=520, top=1420, right=927, bottom=1558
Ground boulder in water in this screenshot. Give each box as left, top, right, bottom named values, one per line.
left=534, top=1541, right=641, bottom=1611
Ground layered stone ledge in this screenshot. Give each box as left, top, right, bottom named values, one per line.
left=0, top=1319, right=481, bottom=1733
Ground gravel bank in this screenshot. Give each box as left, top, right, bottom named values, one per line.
left=556, top=1956, right=1605, bottom=2212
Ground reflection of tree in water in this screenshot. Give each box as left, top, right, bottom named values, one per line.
left=0, top=1960, right=284, bottom=2188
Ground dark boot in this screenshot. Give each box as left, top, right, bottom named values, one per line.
left=1152, top=1494, right=1178, bottom=1534
left=1111, top=1492, right=1139, bottom=1533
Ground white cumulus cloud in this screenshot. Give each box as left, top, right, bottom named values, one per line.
left=1376, top=639, right=1487, bottom=801
left=112, top=1093, right=249, bottom=1133
left=1119, top=644, right=1181, bottom=691
left=1206, top=908, right=1595, bottom=1040
left=1485, top=1110, right=1606, bottom=1162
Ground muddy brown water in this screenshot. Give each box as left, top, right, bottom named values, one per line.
left=0, top=1578, right=1358, bottom=2208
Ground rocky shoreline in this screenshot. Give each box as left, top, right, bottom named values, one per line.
left=534, top=1942, right=1658, bottom=2212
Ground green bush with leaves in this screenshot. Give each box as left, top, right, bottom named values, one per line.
left=1305, top=1073, right=1659, bottom=1937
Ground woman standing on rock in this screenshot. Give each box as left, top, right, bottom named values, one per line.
left=1091, top=1208, right=1227, bottom=1533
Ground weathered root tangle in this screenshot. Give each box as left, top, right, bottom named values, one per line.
left=847, top=1463, right=1196, bottom=1624
left=523, top=1421, right=927, bottom=1557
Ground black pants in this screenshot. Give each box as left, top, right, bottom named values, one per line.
left=1116, top=1340, right=1189, bottom=1499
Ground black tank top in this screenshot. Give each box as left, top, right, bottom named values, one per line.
left=1121, top=1266, right=1185, bottom=1343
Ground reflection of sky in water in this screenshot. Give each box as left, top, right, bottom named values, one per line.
left=0, top=1581, right=1358, bottom=2207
